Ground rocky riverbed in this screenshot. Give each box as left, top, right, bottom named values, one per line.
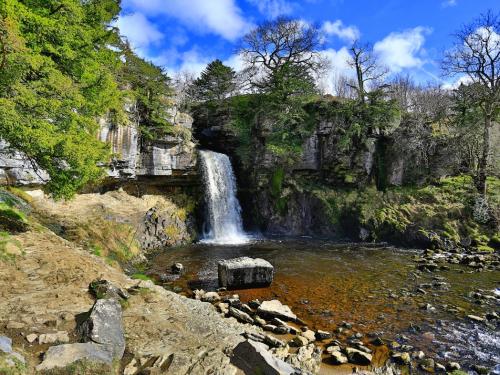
left=147, top=239, right=500, bottom=374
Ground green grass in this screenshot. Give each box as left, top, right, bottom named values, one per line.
left=130, top=273, right=152, bottom=281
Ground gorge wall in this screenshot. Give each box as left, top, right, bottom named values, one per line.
left=0, top=104, right=199, bottom=189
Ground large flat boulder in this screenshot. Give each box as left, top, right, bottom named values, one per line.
left=35, top=342, right=113, bottom=372
left=218, top=257, right=274, bottom=289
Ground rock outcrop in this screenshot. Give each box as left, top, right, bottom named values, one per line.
left=0, top=105, right=198, bottom=188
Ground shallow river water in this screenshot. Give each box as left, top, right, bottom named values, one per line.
left=148, top=239, right=500, bottom=371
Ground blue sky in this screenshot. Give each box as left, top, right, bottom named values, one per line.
left=116, top=0, right=499, bottom=92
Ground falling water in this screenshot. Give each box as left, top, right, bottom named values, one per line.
left=199, top=150, right=248, bottom=245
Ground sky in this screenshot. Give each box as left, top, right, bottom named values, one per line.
left=116, top=0, right=499, bottom=93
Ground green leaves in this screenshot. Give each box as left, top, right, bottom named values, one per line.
left=0, top=0, right=126, bottom=198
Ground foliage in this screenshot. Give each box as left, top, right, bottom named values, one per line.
left=308, top=175, right=499, bottom=246
left=0, top=0, right=126, bottom=198
left=0, top=0, right=176, bottom=198
left=188, top=59, right=236, bottom=102
left=117, top=43, right=174, bottom=140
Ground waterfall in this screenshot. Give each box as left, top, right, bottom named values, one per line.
left=199, top=150, right=248, bottom=245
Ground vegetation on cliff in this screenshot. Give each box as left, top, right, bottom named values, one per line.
left=0, top=0, right=175, bottom=198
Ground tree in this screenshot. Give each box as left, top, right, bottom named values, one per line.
left=0, top=0, right=125, bottom=198
left=442, top=10, right=500, bottom=195
left=347, top=41, right=388, bottom=103
left=189, top=59, right=236, bottom=102
left=117, top=41, right=174, bottom=140
left=240, top=17, right=324, bottom=98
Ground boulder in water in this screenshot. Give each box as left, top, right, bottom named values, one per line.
left=218, top=257, right=273, bottom=289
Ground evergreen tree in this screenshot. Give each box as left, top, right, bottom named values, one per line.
left=189, top=59, right=236, bottom=102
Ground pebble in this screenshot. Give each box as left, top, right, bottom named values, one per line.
left=38, top=331, right=69, bottom=345
left=26, top=334, right=38, bottom=343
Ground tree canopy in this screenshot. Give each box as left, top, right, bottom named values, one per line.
left=0, top=0, right=174, bottom=198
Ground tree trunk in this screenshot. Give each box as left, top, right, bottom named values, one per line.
left=475, top=111, right=491, bottom=196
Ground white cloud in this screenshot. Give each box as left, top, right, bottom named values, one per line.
left=115, top=13, right=164, bottom=53
left=441, top=0, right=457, bottom=8
left=442, top=75, right=471, bottom=90
left=321, top=20, right=360, bottom=42
left=247, top=0, right=295, bottom=18
left=122, top=0, right=251, bottom=41
left=374, top=27, right=431, bottom=73
left=316, top=47, right=354, bottom=95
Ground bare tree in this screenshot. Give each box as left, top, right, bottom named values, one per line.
left=240, top=17, right=325, bottom=96
left=387, top=73, right=416, bottom=111
left=442, top=10, right=500, bottom=195
left=331, top=73, right=358, bottom=99
left=347, top=41, right=389, bottom=102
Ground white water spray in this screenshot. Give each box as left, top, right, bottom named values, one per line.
left=199, top=150, right=248, bottom=245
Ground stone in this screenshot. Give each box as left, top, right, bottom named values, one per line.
left=194, top=289, right=206, bottom=300
left=254, top=316, right=267, bottom=327
left=231, top=339, right=297, bottom=375
left=330, top=351, right=348, bottom=365
left=291, top=336, right=309, bottom=347
left=89, top=279, right=129, bottom=301
left=217, top=302, right=229, bottom=315
left=263, top=324, right=277, bottom=332
left=79, top=298, right=125, bottom=359
left=248, top=299, right=261, bottom=309
left=447, top=362, right=461, bottom=371
left=238, top=303, right=254, bottom=315
left=273, top=326, right=289, bottom=335
left=271, top=318, right=297, bottom=334
left=6, top=321, right=24, bottom=330
left=392, top=352, right=411, bottom=365
left=346, top=347, right=372, bottom=365
left=286, top=344, right=322, bottom=374
left=257, top=300, right=297, bottom=321
left=435, top=363, right=446, bottom=372
left=26, top=334, right=38, bottom=343
left=420, top=358, right=435, bottom=372
left=0, top=336, right=12, bottom=354
left=300, top=329, right=316, bottom=343
left=36, top=342, right=114, bottom=371
left=467, top=314, right=484, bottom=322
left=315, top=330, right=332, bottom=340
left=218, top=257, right=274, bottom=289
left=229, top=307, right=254, bottom=325
left=201, top=292, right=221, bottom=303
left=171, top=263, right=184, bottom=274
left=371, top=337, right=384, bottom=346
left=38, top=331, right=70, bottom=345
left=412, top=351, right=425, bottom=360
left=326, top=345, right=341, bottom=353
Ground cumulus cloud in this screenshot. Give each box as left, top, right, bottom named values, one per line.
left=247, top=0, right=295, bottom=18
left=316, top=47, right=354, bottom=95
left=374, top=27, right=431, bottom=73
left=122, top=0, right=251, bottom=41
left=115, top=13, right=164, bottom=53
left=321, top=20, right=360, bottom=42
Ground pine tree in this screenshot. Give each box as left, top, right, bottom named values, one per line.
left=189, top=60, right=236, bottom=102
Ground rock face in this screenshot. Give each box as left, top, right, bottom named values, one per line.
left=0, top=105, right=198, bottom=187
left=0, top=140, right=49, bottom=186
left=218, top=257, right=274, bottom=289
left=231, top=340, right=298, bottom=375
left=99, top=108, right=197, bottom=185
